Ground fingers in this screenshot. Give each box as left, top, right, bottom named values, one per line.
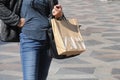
left=54, top=4, right=62, bottom=10
left=17, top=18, right=25, bottom=27
left=52, top=4, right=63, bottom=18
left=20, top=18, right=25, bottom=27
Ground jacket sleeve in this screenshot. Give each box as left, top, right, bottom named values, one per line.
left=0, top=0, right=20, bottom=26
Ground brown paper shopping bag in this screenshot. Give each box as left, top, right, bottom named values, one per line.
left=48, top=18, right=86, bottom=59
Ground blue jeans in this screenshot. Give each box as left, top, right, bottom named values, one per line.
left=20, top=33, right=52, bottom=80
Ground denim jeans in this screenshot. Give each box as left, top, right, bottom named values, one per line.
left=20, top=33, right=52, bottom=80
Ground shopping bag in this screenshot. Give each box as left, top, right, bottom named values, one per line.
left=48, top=18, right=86, bottom=59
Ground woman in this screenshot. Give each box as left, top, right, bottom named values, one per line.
left=20, top=0, right=63, bottom=80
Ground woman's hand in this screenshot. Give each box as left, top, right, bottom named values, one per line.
left=17, top=18, right=25, bottom=27
left=52, top=4, right=63, bottom=19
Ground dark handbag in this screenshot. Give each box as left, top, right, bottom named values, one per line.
left=0, top=20, right=20, bottom=42
left=0, top=0, right=23, bottom=42
left=47, top=28, right=65, bottom=59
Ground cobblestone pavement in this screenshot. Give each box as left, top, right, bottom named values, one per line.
left=0, top=0, right=120, bottom=80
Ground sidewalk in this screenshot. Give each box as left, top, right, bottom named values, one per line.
left=0, top=0, right=120, bottom=80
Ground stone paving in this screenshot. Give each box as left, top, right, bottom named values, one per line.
left=0, top=0, right=120, bottom=80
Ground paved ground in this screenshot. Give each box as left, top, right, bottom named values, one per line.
left=0, top=0, right=120, bottom=80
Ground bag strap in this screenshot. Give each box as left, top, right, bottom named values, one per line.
left=48, top=0, right=55, bottom=18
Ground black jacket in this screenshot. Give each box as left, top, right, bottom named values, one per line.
left=0, top=0, right=22, bottom=26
